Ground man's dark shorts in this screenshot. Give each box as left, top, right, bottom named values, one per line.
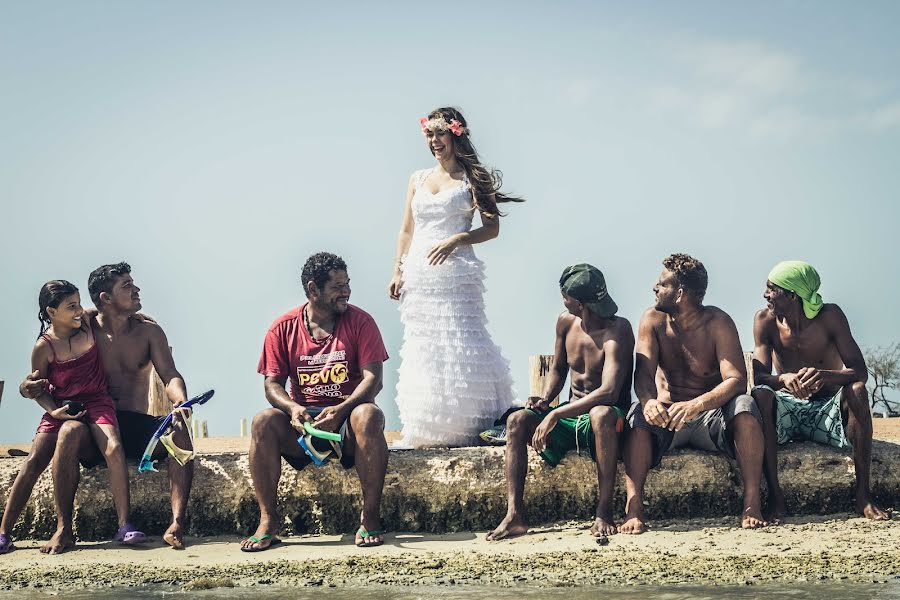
left=83, top=410, right=169, bottom=468
left=283, top=405, right=355, bottom=471
left=627, top=394, right=762, bottom=468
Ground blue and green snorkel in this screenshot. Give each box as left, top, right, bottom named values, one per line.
left=139, top=389, right=215, bottom=473
left=298, top=422, right=342, bottom=466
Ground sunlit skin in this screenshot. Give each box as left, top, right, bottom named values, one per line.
left=752, top=279, right=890, bottom=521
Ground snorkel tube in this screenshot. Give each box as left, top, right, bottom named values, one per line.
left=138, top=389, right=215, bottom=473
left=298, top=422, right=343, bottom=466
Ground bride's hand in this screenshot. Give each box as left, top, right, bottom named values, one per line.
left=427, top=235, right=461, bottom=265
left=388, top=274, right=404, bottom=300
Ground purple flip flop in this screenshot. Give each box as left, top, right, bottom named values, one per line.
left=114, top=523, right=147, bottom=545
left=0, top=533, right=13, bottom=555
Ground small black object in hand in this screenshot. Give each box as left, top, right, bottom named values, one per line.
left=64, top=400, right=85, bottom=416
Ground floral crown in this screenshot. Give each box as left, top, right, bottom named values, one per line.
left=419, top=115, right=467, bottom=137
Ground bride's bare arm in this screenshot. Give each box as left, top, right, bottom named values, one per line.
left=388, top=175, right=417, bottom=299
left=426, top=195, right=500, bottom=266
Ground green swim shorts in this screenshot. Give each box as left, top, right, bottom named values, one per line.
left=527, top=405, right=626, bottom=466
left=755, top=385, right=851, bottom=450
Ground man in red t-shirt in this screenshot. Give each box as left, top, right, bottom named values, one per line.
left=241, top=252, right=390, bottom=551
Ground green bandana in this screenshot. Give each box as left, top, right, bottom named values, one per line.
left=767, top=260, right=823, bottom=319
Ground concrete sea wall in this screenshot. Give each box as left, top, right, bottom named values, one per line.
left=1, top=441, right=898, bottom=540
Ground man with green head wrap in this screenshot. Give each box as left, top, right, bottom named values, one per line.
left=751, top=260, right=890, bottom=521
left=486, top=264, right=634, bottom=542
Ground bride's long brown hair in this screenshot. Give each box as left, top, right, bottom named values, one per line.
left=427, top=107, right=525, bottom=218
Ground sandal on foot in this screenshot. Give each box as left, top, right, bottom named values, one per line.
left=0, top=534, right=13, bottom=555
left=355, top=527, right=384, bottom=548
left=114, top=523, right=148, bottom=545
left=240, top=534, right=282, bottom=553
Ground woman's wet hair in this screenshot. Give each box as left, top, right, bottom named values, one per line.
left=38, top=280, right=79, bottom=336
left=426, top=107, right=525, bottom=218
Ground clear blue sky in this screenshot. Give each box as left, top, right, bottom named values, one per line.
left=1, top=1, right=899, bottom=442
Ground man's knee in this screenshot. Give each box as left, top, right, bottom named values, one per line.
left=589, top=405, right=619, bottom=430
left=730, top=411, right=762, bottom=436
left=350, top=403, right=384, bottom=435
left=57, top=421, right=90, bottom=450
left=506, top=410, right=537, bottom=440
left=751, top=387, right=775, bottom=412
left=251, top=408, right=287, bottom=440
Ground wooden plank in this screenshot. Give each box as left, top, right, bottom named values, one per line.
left=528, top=355, right=561, bottom=407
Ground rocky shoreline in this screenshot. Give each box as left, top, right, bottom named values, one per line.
left=1, top=514, right=898, bottom=590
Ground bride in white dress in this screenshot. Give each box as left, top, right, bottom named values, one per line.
left=387, top=107, right=524, bottom=448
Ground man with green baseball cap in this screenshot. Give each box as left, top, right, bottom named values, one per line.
left=487, top=264, right=633, bottom=542
left=559, top=264, right=619, bottom=318
left=751, top=260, right=889, bottom=521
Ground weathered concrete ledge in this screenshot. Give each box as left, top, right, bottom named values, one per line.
left=1, top=441, right=898, bottom=540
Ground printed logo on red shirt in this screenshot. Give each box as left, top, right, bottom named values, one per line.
left=297, top=350, right=349, bottom=399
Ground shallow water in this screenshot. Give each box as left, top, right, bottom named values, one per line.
left=3, top=583, right=900, bottom=599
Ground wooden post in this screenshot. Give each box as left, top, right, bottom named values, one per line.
left=192, top=418, right=200, bottom=439
left=240, top=418, right=248, bottom=438
left=147, top=346, right=174, bottom=417
left=529, top=355, right=560, bottom=407
left=743, top=351, right=755, bottom=393
left=201, top=420, right=209, bottom=438
left=0, top=380, right=4, bottom=407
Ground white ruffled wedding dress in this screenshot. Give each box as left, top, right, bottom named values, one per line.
left=394, top=168, right=518, bottom=448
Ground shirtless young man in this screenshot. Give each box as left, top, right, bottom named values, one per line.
left=751, top=260, right=890, bottom=521
left=621, top=254, right=768, bottom=534
left=487, top=264, right=633, bottom=541
left=19, top=262, right=191, bottom=553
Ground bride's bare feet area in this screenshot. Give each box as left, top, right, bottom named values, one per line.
left=40, top=528, right=76, bottom=555
left=486, top=515, right=528, bottom=541
left=618, top=513, right=648, bottom=535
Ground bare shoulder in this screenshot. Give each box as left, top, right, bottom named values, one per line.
left=610, top=315, right=635, bottom=341
left=556, top=310, right=576, bottom=330
left=754, top=307, right=776, bottom=326
left=704, top=305, right=738, bottom=329
left=32, top=336, right=52, bottom=359
left=639, top=307, right=665, bottom=328
left=817, top=303, right=852, bottom=332
left=131, top=318, right=168, bottom=341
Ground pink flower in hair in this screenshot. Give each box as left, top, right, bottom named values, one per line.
left=419, top=117, right=428, bottom=136
left=449, top=119, right=465, bottom=136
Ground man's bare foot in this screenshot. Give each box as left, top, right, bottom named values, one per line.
left=618, top=514, right=648, bottom=535
left=40, top=528, right=76, bottom=555
left=857, top=497, right=891, bottom=521
left=163, top=522, right=185, bottom=550
left=742, top=507, right=769, bottom=529
left=765, top=490, right=788, bottom=524
left=486, top=515, right=528, bottom=541
left=590, top=515, right=617, bottom=537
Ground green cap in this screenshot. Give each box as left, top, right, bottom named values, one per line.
left=559, top=264, right=618, bottom=318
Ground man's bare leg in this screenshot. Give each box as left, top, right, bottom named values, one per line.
left=752, top=388, right=787, bottom=522
left=486, top=410, right=541, bottom=541
left=164, top=417, right=194, bottom=549
left=0, top=433, right=57, bottom=546
left=241, top=408, right=299, bottom=551
left=346, top=404, right=387, bottom=547
left=620, top=426, right=652, bottom=534
left=42, top=422, right=99, bottom=554
left=843, top=382, right=890, bottom=520
left=729, top=412, right=768, bottom=529
left=588, top=406, right=619, bottom=537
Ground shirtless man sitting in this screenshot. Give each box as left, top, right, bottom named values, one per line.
left=621, top=253, right=768, bottom=534
left=487, top=264, right=633, bottom=541
left=751, top=260, right=890, bottom=521
left=20, top=262, right=191, bottom=553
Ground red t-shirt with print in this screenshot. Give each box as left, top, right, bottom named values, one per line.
left=258, top=304, right=389, bottom=407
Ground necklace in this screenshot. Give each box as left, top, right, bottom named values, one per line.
left=303, top=305, right=335, bottom=345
